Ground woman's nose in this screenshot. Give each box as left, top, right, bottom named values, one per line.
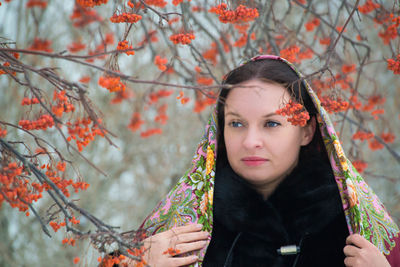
left=242, top=127, right=263, bottom=149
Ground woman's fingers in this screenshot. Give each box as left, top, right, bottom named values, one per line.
left=175, top=240, right=208, bottom=254
left=169, top=255, right=199, bottom=267
left=343, top=244, right=361, bottom=257
left=168, top=224, right=203, bottom=236
left=343, top=234, right=391, bottom=267
left=171, top=231, right=209, bottom=244
left=346, top=234, right=369, bottom=248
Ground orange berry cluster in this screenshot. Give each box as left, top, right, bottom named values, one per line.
left=0, top=62, right=16, bottom=76
left=56, top=162, right=66, bottom=172
left=0, top=162, right=43, bottom=212
left=127, top=247, right=147, bottom=267
left=202, top=42, right=218, bottom=64
left=21, top=97, right=40, bottom=106
left=380, top=132, right=396, bottom=143
left=117, top=40, right=135, bottom=55
left=128, top=112, right=145, bottom=132
left=98, top=76, right=126, bottom=92
left=371, top=109, right=384, bottom=120
left=361, top=95, right=386, bottom=111
left=110, top=13, right=142, bottom=23
left=79, top=76, right=91, bottom=83
left=320, top=96, right=350, bottom=113
left=110, top=89, right=133, bottom=104
left=172, top=0, right=184, bottom=5
left=341, top=64, right=356, bottom=74
left=153, top=89, right=173, bottom=100
left=379, top=24, right=398, bottom=45
left=154, top=55, right=168, bottom=71
left=275, top=100, right=310, bottom=126
left=43, top=163, right=89, bottom=196
left=169, top=33, right=195, bottom=45
left=67, top=41, right=86, bottom=53
left=352, top=131, right=374, bottom=141
left=49, top=221, right=66, bottom=232
left=62, top=237, right=76, bottom=246
left=70, top=3, right=102, bottom=28
left=66, top=117, right=105, bottom=152
left=387, top=54, right=400, bottom=75
left=193, top=92, right=217, bottom=113
left=197, top=76, right=214, bottom=86
left=176, top=91, right=190, bottom=104
left=28, top=38, right=53, bottom=52
left=0, top=126, right=7, bottom=138
left=352, top=160, right=368, bottom=173
left=319, top=37, right=331, bottom=45
left=19, top=114, right=54, bottom=130
left=26, top=0, right=47, bottom=8
left=368, top=139, right=384, bottom=150
left=52, top=90, right=75, bottom=117
left=138, top=30, right=158, bottom=46
left=140, top=128, right=162, bottom=138
left=77, top=0, right=108, bottom=7
left=71, top=181, right=90, bottom=193
left=209, top=3, right=259, bottom=24
left=358, top=0, right=380, bottom=14
left=305, top=17, right=320, bottom=31
left=145, top=0, right=167, bottom=8
left=280, top=45, right=300, bottom=63
left=100, top=254, right=128, bottom=267
left=127, top=1, right=135, bottom=8
left=154, top=104, right=168, bottom=125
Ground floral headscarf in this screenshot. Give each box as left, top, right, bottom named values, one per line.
left=139, top=55, right=399, bottom=266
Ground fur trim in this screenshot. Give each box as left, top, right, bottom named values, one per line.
left=203, top=156, right=348, bottom=267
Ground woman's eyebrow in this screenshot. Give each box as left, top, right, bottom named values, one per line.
left=225, top=111, right=241, bottom=117
left=263, top=112, right=279, bottom=118
left=225, top=112, right=279, bottom=117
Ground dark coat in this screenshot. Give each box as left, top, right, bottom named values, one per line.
left=203, top=156, right=349, bottom=267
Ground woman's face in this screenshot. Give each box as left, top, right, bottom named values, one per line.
left=224, top=79, right=315, bottom=198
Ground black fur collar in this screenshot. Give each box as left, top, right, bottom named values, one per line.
left=207, top=155, right=346, bottom=266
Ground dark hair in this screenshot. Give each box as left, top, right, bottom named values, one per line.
left=216, top=58, right=328, bottom=167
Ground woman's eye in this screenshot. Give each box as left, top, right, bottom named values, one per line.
left=265, top=121, right=280, bottom=127
left=229, top=121, right=243, bottom=128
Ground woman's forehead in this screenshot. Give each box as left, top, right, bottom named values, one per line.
left=225, top=80, right=291, bottom=114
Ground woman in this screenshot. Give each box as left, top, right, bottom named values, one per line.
left=124, top=55, right=399, bottom=266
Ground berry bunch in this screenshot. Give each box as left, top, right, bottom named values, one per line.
left=275, top=100, right=310, bottom=126
left=169, top=33, right=195, bottom=45
left=98, top=76, right=126, bottom=92
left=19, top=114, right=54, bottom=130
left=110, top=13, right=142, bottom=23
left=77, top=0, right=108, bottom=8
left=117, top=40, right=135, bottom=55
left=66, top=117, right=105, bottom=152
left=52, top=90, right=75, bottom=117
left=320, top=97, right=350, bottom=113
left=209, top=3, right=259, bottom=24
left=21, top=97, right=40, bottom=106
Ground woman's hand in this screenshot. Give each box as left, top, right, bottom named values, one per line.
left=344, top=234, right=391, bottom=267
left=123, top=223, right=209, bottom=267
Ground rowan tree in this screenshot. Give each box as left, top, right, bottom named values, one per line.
left=0, top=0, right=399, bottom=265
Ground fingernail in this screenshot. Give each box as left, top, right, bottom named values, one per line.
left=192, top=255, right=199, bottom=260
left=196, top=224, right=203, bottom=229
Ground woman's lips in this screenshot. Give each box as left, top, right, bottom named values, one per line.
left=241, top=157, right=269, bottom=166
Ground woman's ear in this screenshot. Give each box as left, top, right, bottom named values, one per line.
left=301, top=116, right=316, bottom=146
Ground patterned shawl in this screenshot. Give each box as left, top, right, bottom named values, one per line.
left=139, top=55, right=399, bottom=266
